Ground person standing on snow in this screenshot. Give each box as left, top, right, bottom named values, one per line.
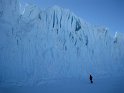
left=89, top=74, right=93, bottom=83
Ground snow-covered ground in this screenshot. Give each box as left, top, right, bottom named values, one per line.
left=0, top=77, right=124, bottom=93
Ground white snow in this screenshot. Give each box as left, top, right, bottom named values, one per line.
left=0, top=77, right=124, bottom=93
left=0, top=0, right=124, bottom=89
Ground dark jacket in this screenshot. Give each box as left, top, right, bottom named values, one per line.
left=90, top=75, right=93, bottom=80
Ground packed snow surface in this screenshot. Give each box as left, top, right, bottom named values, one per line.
left=0, top=77, right=124, bottom=93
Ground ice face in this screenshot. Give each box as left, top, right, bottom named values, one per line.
left=0, top=0, right=124, bottom=86
left=0, top=0, right=19, bottom=24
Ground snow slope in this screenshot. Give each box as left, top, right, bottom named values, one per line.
left=0, top=78, right=124, bottom=93
left=0, top=0, right=124, bottom=86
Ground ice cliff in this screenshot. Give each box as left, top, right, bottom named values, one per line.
left=0, top=0, right=124, bottom=86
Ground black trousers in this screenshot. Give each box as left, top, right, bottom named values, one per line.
left=90, top=80, right=93, bottom=83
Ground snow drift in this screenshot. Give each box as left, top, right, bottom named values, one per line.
left=0, top=0, right=124, bottom=86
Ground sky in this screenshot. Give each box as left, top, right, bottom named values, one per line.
left=20, top=0, right=124, bottom=33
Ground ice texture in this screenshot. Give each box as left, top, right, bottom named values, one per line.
left=0, top=0, right=124, bottom=86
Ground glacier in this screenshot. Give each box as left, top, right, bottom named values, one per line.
left=0, top=0, right=124, bottom=86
